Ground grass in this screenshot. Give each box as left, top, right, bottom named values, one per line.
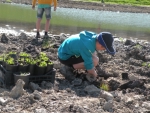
left=80, top=0, right=150, bottom=6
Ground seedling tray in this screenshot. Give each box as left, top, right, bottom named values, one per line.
left=0, top=65, right=14, bottom=87
left=29, top=69, right=56, bottom=84
left=0, top=65, right=56, bottom=87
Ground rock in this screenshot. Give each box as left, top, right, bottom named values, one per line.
left=35, top=108, right=47, bottom=113
left=0, top=97, right=9, bottom=105
left=145, top=55, right=150, bottom=61
left=125, top=97, right=134, bottom=104
left=29, top=82, right=41, bottom=92
left=103, top=100, right=113, bottom=111
left=59, top=33, right=68, bottom=43
left=71, top=78, right=82, bottom=86
left=1, top=33, right=8, bottom=43
left=10, top=79, right=25, bottom=99
left=59, top=65, right=75, bottom=81
left=124, top=39, right=135, bottom=46
left=100, top=90, right=114, bottom=101
left=33, top=90, right=41, bottom=100
left=84, top=85, right=100, bottom=96
left=142, top=101, right=150, bottom=109
left=18, top=32, right=27, bottom=40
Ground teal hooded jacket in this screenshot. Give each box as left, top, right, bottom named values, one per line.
left=58, top=31, right=98, bottom=70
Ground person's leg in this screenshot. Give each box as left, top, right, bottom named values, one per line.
left=73, top=55, right=99, bottom=69
left=44, top=7, right=51, bottom=37
left=36, top=18, right=42, bottom=37
left=36, top=8, right=44, bottom=38
left=44, top=19, right=50, bottom=36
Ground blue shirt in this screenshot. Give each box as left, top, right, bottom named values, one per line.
left=58, top=31, right=97, bottom=70
left=38, top=4, right=51, bottom=8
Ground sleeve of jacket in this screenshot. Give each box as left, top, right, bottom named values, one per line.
left=32, top=0, right=36, bottom=6
left=79, top=47, right=93, bottom=70
left=53, top=0, right=57, bottom=7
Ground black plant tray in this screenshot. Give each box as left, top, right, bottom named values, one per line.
left=29, top=69, right=56, bottom=84
left=0, top=65, right=56, bottom=87
left=0, top=65, right=14, bottom=87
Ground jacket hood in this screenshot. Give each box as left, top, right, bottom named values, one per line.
left=79, top=31, right=97, bottom=53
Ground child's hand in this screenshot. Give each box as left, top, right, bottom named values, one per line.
left=54, top=7, right=57, bottom=11
left=32, top=5, right=35, bottom=9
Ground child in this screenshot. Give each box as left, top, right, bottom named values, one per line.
left=58, top=30, right=116, bottom=81
left=32, top=0, right=57, bottom=39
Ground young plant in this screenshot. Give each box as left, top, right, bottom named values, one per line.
left=6, top=57, right=15, bottom=65
left=41, top=56, right=49, bottom=62
left=39, top=52, right=47, bottom=58
left=8, top=51, right=17, bottom=55
left=135, top=44, right=142, bottom=49
left=119, top=37, right=124, bottom=43
left=142, top=62, right=147, bottom=67
left=148, top=64, right=150, bottom=68
left=0, top=57, right=3, bottom=61
left=100, top=83, right=110, bottom=91
left=19, top=52, right=30, bottom=57
left=48, top=61, right=53, bottom=65
left=27, top=58, right=36, bottom=65
left=39, top=61, right=47, bottom=67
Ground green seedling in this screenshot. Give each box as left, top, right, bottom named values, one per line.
left=119, top=37, right=124, bottom=42
left=6, top=57, right=15, bottom=65
left=135, top=44, right=142, bottom=49
left=19, top=52, right=30, bottom=57
left=39, top=52, right=47, bottom=57
left=142, top=62, right=147, bottom=67
left=148, top=63, right=150, bottom=68
left=8, top=51, right=16, bottom=55
left=39, top=61, right=47, bottom=67
left=100, top=83, right=109, bottom=91
left=48, top=61, right=53, bottom=65
left=41, top=56, right=49, bottom=62
left=27, top=58, right=36, bottom=65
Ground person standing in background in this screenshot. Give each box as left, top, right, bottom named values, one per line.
left=32, top=0, right=57, bottom=40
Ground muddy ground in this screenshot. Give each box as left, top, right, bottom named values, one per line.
left=0, top=30, right=150, bottom=113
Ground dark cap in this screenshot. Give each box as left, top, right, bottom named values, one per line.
left=97, top=32, right=116, bottom=55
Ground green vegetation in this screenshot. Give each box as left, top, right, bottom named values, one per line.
left=39, top=61, right=47, bottom=67
left=6, top=57, right=15, bottom=65
left=100, top=83, right=110, bottom=91
left=19, top=52, right=30, bottom=57
left=135, top=44, right=142, bottom=49
left=82, top=0, right=150, bottom=6
left=148, top=63, right=150, bottom=68
left=142, top=62, right=147, bottom=67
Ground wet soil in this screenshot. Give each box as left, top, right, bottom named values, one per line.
left=0, top=31, right=150, bottom=113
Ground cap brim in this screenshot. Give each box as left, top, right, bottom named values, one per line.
left=106, top=45, right=116, bottom=55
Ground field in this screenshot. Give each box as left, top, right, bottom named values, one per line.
left=82, top=0, right=150, bottom=6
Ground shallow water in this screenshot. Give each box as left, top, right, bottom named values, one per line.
left=0, top=3, right=150, bottom=41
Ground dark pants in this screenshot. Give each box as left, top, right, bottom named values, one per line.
left=58, top=56, right=84, bottom=68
